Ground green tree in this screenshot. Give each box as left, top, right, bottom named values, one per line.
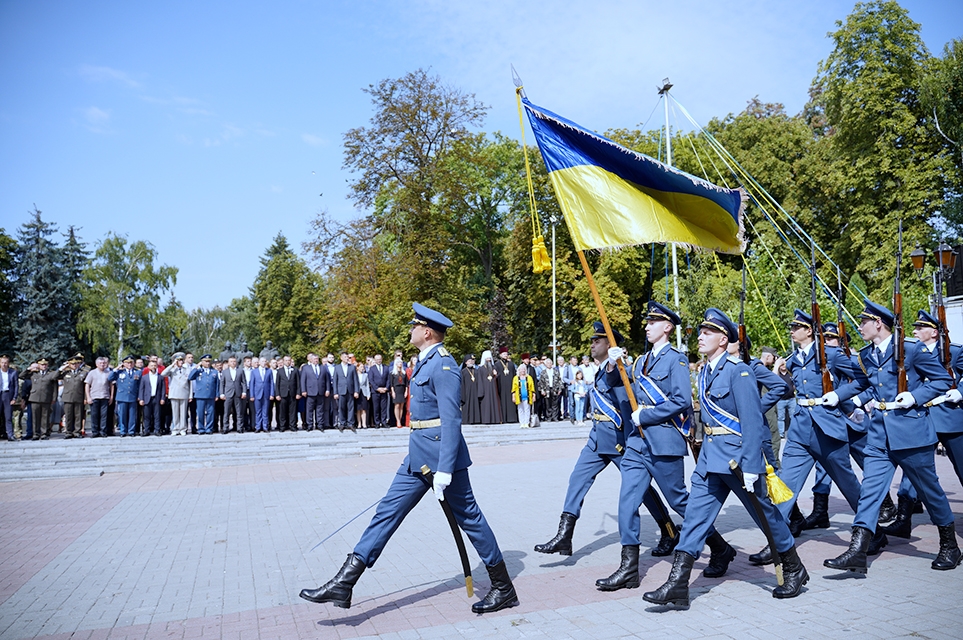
left=13, top=207, right=76, bottom=366
left=252, top=233, right=322, bottom=360
left=0, top=228, right=17, bottom=356
left=922, top=38, right=963, bottom=237
left=77, top=233, right=178, bottom=362
left=60, top=225, right=90, bottom=355
left=220, top=296, right=261, bottom=355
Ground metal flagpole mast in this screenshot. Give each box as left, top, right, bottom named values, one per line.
left=659, top=78, right=682, bottom=349
left=551, top=215, right=558, bottom=361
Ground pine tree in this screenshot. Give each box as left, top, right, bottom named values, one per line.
left=0, top=228, right=16, bottom=356
left=60, top=225, right=90, bottom=356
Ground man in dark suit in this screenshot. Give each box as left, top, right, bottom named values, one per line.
left=332, top=351, right=359, bottom=429
left=323, top=353, right=337, bottom=428
left=276, top=355, right=300, bottom=432
left=218, top=356, right=248, bottom=433
left=0, top=355, right=19, bottom=441
left=368, top=353, right=390, bottom=428
left=300, top=353, right=331, bottom=431
left=138, top=359, right=167, bottom=436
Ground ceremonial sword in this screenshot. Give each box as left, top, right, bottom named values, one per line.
left=729, top=459, right=784, bottom=586
left=421, top=465, right=474, bottom=597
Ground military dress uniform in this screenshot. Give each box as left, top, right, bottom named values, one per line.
left=825, top=301, right=958, bottom=573
left=60, top=355, right=90, bottom=438
left=189, top=356, right=220, bottom=434
left=596, top=302, right=735, bottom=592
left=109, top=358, right=142, bottom=437
left=644, top=309, right=807, bottom=607
left=534, top=322, right=676, bottom=563
left=20, top=360, right=63, bottom=440
left=885, top=310, right=963, bottom=536
left=300, top=304, right=518, bottom=614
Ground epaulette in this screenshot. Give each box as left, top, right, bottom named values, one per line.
left=437, top=347, right=450, bottom=357
left=727, top=355, right=741, bottom=364
left=905, top=337, right=919, bottom=343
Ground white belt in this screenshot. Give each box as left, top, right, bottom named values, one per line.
left=796, top=398, right=821, bottom=407
left=924, top=396, right=948, bottom=408
left=877, top=401, right=900, bottom=411
left=410, top=419, right=442, bottom=429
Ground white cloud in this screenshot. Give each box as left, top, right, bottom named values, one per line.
left=83, top=106, right=112, bottom=133
left=302, top=133, right=327, bottom=147
left=79, top=64, right=141, bottom=88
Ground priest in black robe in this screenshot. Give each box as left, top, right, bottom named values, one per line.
left=495, top=347, right=518, bottom=424
left=460, top=354, right=482, bottom=425
left=478, top=350, right=502, bottom=424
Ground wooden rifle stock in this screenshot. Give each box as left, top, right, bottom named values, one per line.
left=811, top=242, right=833, bottom=394
left=937, top=297, right=956, bottom=390
left=837, top=266, right=852, bottom=358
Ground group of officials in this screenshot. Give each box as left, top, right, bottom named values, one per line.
left=300, top=295, right=961, bottom=615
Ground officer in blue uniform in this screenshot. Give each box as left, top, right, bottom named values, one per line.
left=749, top=310, right=870, bottom=565
left=880, top=309, right=963, bottom=538
left=534, top=322, right=677, bottom=564
left=189, top=355, right=219, bottom=434
left=644, top=308, right=808, bottom=607
left=824, top=301, right=959, bottom=573
left=300, top=303, right=518, bottom=614
left=595, top=302, right=736, bottom=592
left=109, top=356, right=141, bottom=437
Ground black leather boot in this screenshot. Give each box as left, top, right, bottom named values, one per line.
left=596, top=545, right=640, bottom=591
left=534, top=512, right=577, bottom=555
left=651, top=518, right=679, bottom=557
left=878, top=493, right=897, bottom=523
left=772, top=546, right=809, bottom=599
left=868, top=528, right=888, bottom=556
left=642, top=551, right=694, bottom=607
left=299, top=553, right=366, bottom=608
left=881, top=496, right=914, bottom=538
left=471, top=560, right=519, bottom=613
left=703, top=530, right=736, bottom=578
left=823, top=526, right=872, bottom=573
left=932, top=523, right=963, bottom=570
left=749, top=544, right=772, bottom=566
left=789, top=503, right=806, bottom=538
left=802, top=493, right=830, bottom=530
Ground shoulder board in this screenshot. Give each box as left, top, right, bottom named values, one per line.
left=667, top=345, right=682, bottom=355
left=905, top=337, right=919, bottom=343
left=951, top=343, right=962, bottom=349
left=727, top=355, right=741, bottom=364
left=437, top=347, right=449, bottom=357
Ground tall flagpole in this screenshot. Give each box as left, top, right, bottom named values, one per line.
left=659, top=78, right=682, bottom=350
left=551, top=215, right=558, bottom=361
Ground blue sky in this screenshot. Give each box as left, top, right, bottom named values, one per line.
left=1, top=0, right=960, bottom=312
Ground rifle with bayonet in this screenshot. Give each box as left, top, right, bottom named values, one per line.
left=811, top=242, right=833, bottom=394
left=934, top=255, right=957, bottom=390
left=836, top=265, right=852, bottom=358
left=894, top=222, right=908, bottom=394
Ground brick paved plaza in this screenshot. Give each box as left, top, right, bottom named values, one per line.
left=1, top=426, right=962, bottom=639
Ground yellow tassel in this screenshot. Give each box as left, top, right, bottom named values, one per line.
left=538, top=238, right=552, bottom=271
left=532, top=241, right=545, bottom=273
left=766, top=463, right=794, bottom=504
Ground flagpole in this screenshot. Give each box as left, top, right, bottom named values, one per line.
left=551, top=215, right=558, bottom=362
left=576, top=250, right=639, bottom=413
left=659, top=78, right=683, bottom=350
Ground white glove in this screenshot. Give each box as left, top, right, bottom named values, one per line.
left=631, top=406, right=644, bottom=427
left=743, top=473, right=759, bottom=493
left=851, top=395, right=862, bottom=408
left=819, top=391, right=839, bottom=407
left=433, top=471, right=452, bottom=501
left=607, top=347, right=623, bottom=367
left=863, top=399, right=876, bottom=412
left=895, top=392, right=916, bottom=409
left=946, top=388, right=962, bottom=403
left=850, top=408, right=865, bottom=424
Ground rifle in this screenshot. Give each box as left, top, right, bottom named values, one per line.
left=934, top=258, right=957, bottom=389
left=894, top=221, right=908, bottom=394
left=738, top=263, right=751, bottom=365
left=811, top=242, right=833, bottom=394
left=836, top=265, right=852, bottom=358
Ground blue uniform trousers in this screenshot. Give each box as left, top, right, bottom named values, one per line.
left=813, top=425, right=868, bottom=494
left=196, top=399, right=215, bottom=433
left=898, top=432, right=963, bottom=501
left=116, top=401, right=137, bottom=436
left=778, top=427, right=862, bottom=518
left=619, top=440, right=710, bottom=546
left=677, top=470, right=795, bottom=558
left=254, top=397, right=270, bottom=431
left=562, top=444, right=622, bottom=517
left=854, top=444, right=955, bottom=531
left=353, top=464, right=502, bottom=568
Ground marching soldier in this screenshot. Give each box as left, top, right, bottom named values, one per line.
left=60, top=353, right=90, bottom=439
left=534, top=322, right=679, bottom=566
left=749, top=310, right=873, bottom=565
left=595, top=302, right=735, bottom=592
left=300, top=303, right=519, bottom=613
left=878, top=310, right=963, bottom=538
left=824, top=301, right=958, bottom=573
left=644, top=309, right=808, bottom=607
left=20, top=359, right=62, bottom=440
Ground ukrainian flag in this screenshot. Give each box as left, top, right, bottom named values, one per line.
left=523, top=98, right=744, bottom=254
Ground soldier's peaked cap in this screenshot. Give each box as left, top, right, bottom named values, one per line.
left=699, top=308, right=739, bottom=342
left=913, top=309, right=938, bottom=329
left=789, top=309, right=814, bottom=329
left=591, top=321, right=624, bottom=345
left=646, top=300, right=681, bottom=326
left=859, top=300, right=895, bottom=328
left=409, top=303, right=453, bottom=333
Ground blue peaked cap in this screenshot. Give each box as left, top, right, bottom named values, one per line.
left=409, top=303, right=453, bottom=333
left=700, top=308, right=739, bottom=342
left=646, top=300, right=682, bottom=326
left=859, top=300, right=895, bottom=328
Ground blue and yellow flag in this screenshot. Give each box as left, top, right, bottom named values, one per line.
left=523, top=98, right=745, bottom=254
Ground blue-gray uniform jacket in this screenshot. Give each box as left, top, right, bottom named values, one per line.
left=922, top=342, right=961, bottom=434
left=749, top=358, right=788, bottom=415
left=787, top=344, right=863, bottom=441
left=698, top=356, right=767, bottom=476
left=630, top=346, right=690, bottom=457
left=408, top=344, right=471, bottom=475
left=108, top=367, right=141, bottom=403
left=855, top=339, right=953, bottom=450
left=588, top=366, right=628, bottom=456
left=189, top=366, right=220, bottom=400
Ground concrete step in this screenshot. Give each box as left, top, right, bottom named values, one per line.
left=0, top=421, right=591, bottom=482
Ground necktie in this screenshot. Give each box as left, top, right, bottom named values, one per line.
left=876, top=347, right=884, bottom=363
